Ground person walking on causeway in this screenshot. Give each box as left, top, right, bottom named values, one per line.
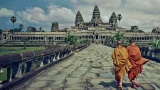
left=112, top=40, right=132, bottom=90
left=127, top=40, right=149, bottom=88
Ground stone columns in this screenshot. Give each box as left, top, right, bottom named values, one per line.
left=0, top=66, right=3, bottom=75
left=35, top=57, right=44, bottom=68
left=25, top=60, right=34, bottom=73
left=43, top=56, right=50, bottom=65
left=7, top=66, right=12, bottom=81
left=57, top=52, right=60, bottom=60
left=15, top=62, right=25, bottom=78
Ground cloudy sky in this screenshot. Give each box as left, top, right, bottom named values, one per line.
left=0, top=0, right=160, bottom=32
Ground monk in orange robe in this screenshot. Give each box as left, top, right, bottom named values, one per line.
left=112, top=41, right=132, bottom=89
left=127, top=40, right=149, bottom=88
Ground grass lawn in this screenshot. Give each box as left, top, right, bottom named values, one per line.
left=0, top=46, right=45, bottom=56
left=0, top=46, right=45, bottom=81
left=0, top=68, right=7, bottom=81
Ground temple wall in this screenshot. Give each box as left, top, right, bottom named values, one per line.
left=1, top=29, right=160, bottom=46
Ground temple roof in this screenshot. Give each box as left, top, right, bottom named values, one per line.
left=93, top=5, right=100, bottom=12
left=91, top=5, right=102, bottom=23
left=111, top=12, right=117, bottom=18
left=75, top=11, right=84, bottom=21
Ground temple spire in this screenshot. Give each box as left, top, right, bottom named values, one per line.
left=109, top=12, right=118, bottom=30
left=75, top=11, right=84, bottom=27
left=90, top=5, right=103, bottom=26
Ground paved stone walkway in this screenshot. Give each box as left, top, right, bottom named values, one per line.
left=23, top=44, right=160, bottom=90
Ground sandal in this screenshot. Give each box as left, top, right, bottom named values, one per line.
left=130, top=83, right=134, bottom=88
left=133, top=82, right=140, bottom=87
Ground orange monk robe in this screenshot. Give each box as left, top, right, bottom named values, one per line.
left=127, top=45, right=149, bottom=82
left=112, top=46, right=132, bottom=81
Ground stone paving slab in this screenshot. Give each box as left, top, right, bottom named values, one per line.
left=155, top=82, right=160, bottom=89
left=61, top=69, right=75, bottom=75
left=22, top=44, right=160, bottom=90
left=29, top=81, right=48, bottom=88
left=24, top=87, right=41, bottom=90
left=140, top=83, right=155, bottom=90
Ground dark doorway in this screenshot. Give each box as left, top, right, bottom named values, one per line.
left=96, top=35, right=98, bottom=39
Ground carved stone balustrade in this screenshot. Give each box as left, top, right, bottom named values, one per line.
left=0, top=43, right=89, bottom=90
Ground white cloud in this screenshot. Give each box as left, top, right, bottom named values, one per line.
left=71, top=0, right=160, bottom=32
left=70, top=0, right=78, bottom=4
left=0, top=8, right=14, bottom=17
left=14, top=0, right=160, bottom=32
left=17, top=5, right=75, bottom=30
left=47, top=5, right=75, bottom=23
left=17, top=7, right=48, bottom=24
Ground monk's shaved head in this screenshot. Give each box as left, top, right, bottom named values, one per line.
left=117, top=40, right=122, bottom=46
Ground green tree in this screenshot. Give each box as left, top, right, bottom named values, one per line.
left=149, top=37, right=160, bottom=57
left=105, top=31, right=130, bottom=47
left=64, top=35, right=90, bottom=45
left=39, top=27, right=42, bottom=32
left=149, top=37, right=160, bottom=48
left=106, top=36, right=115, bottom=46
left=10, top=16, right=16, bottom=33
left=19, top=24, right=23, bottom=32
left=21, top=37, right=28, bottom=49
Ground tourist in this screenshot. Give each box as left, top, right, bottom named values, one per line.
left=127, top=40, right=149, bottom=88
left=112, top=40, right=132, bottom=89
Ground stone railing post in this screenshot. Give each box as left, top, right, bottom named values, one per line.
left=7, top=66, right=12, bottom=81
left=0, top=66, right=2, bottom=83
left=54, top=53, right=58, bottom=61
left=15, top=62, right=25, bottom=78
left=57, top=52, right=60, bottom=60
left=50, top=55, right=54, bottom=62
left=43, top=56, right=49, bottom=65
left=40, top=56, right=45, bottom=67
left=53, top=55, right=56, bottom=61
left=0, top=66, right=3, bottom=74
left=34, top=57, right=44, bottom=68
left=60, top=52, right=64, bottom=58
left=63, top=51, right=66, bottom=57
left=25, top=60, right=34, bottom=73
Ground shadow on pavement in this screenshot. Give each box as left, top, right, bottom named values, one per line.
left=99, top=81, right=131, bottom=88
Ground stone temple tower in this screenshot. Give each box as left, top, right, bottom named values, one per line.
left=75, top=11, right=84, bottom=28
left=90, top=5, right=103, bottom=27
left=51, top=22, right=59, bottom=32
left=109, top=12, right=118, bottom=30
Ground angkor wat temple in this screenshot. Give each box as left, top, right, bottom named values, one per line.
left=1, top=6, right=160, bottom=46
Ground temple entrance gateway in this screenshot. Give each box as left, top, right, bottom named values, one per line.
left=96, top=35, right=98, bottom=39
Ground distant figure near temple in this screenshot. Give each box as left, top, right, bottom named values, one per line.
left=127, top=40, right=149, bottom=88
left=112, top=41, right=132, bottom=90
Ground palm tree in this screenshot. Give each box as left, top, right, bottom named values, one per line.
left=106, top=36, right=115, bottom=47
left=80, top=38, right=90, bottom=44
left=19, top=24, right=23, bottom=32
left=106, top=31, right=130, bottom=47
left=117, top=14, right=122, bottom=28
left=39, top=27, right=42, bottom=32
left=115, top=31, right=131, bottom=43
left=149, top=37, right=160, bottom=48
left=10, top=16, right=16, bottom=33
left=64, top=34, right=80, bottom=45
left=148, top=37, right=160, bottom=57
left=21, top=37, right=28, bottom=49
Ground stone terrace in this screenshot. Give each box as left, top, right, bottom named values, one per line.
left=19, top=44, right=160, bottom=90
